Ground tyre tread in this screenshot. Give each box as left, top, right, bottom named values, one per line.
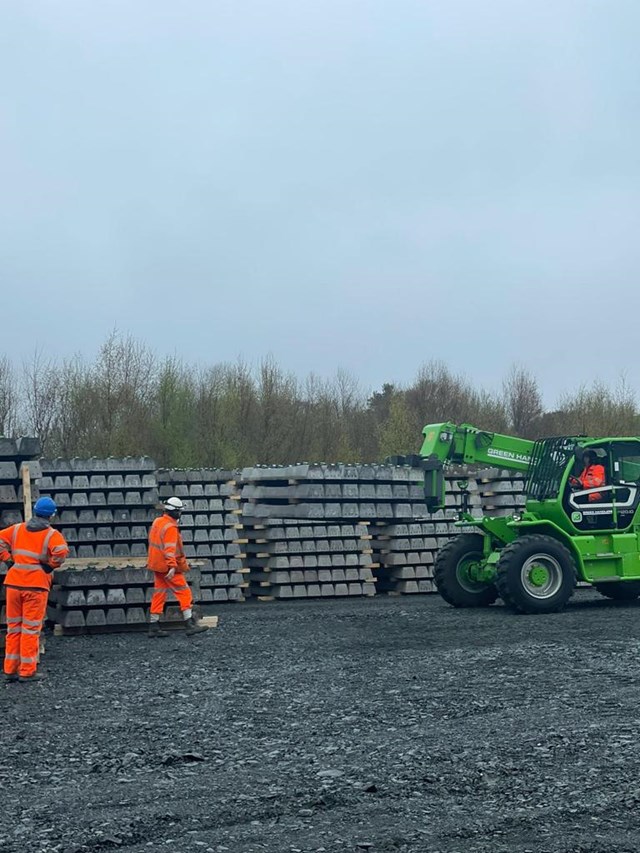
left=495, top=535, right=576, bottom=614
left=434, top=534, right=498, bottom=608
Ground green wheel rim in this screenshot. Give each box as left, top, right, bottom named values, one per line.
left=521, top=554, right=563, bottom=600
left=455, top=552, right=486, bottom=593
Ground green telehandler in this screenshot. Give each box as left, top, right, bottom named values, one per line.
left=393, top=422, right=640, bottom=614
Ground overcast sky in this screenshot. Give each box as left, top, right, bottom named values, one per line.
left=1, top=0, right=638, bottom=405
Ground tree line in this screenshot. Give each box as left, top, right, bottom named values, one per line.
left=0, top=331, right=637, bottom=467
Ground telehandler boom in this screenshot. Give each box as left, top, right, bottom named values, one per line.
left=394, top=422, right=640, bottom=614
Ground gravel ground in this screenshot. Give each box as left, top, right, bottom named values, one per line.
left=2, top=590, right=640, bottom=853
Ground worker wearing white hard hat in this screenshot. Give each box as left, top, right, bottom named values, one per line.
left=146, top=496, right=208, bottom=637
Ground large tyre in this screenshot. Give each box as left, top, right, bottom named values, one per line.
left=434, top=534, right=498, bottom=608
left=495, top=535, right=576, bottom=614
left=594, top=581, right=640, bottom=601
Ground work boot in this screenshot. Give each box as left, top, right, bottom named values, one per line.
left=185, top=616, right=209, bottom=636
left=19, top=672, right=45, bottom=683
left=4, top=673, right=19, bottom=684
left=148, top=623, right=169, bottom=638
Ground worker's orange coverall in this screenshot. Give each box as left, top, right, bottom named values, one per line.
left=577, top=463, right=606, bottom=502
left=148, top=514, right=192, bottom=615
left=0, top=519, right=68, bottom=677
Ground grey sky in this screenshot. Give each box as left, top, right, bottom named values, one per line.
left=1, top=0, right=638, bottom=406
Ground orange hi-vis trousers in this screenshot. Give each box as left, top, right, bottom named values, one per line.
left=4, top=587, right=48, bottom=678
left=150, top=572, right=192, bottom=616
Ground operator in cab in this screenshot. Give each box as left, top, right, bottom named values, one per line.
left=569, top=449, right=606, bottom=502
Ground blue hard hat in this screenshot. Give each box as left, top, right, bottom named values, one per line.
left=33, top=497, right=57, bottom=518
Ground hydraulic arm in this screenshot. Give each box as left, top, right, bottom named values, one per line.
left=419, top=422, right=534, bottom=469
left=391, top=422, right=535, bottom=512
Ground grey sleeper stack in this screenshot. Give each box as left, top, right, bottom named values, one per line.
left=50, top=565, right=202, bottom=632
left=39, top=457, right=159, bottom=560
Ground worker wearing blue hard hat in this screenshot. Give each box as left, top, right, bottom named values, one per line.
left=0, top=496, right=68, bottom=683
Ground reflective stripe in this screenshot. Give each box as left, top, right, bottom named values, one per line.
left=11, top=524, right=21, bottom=549
left=20, top=656, right=37, bottom=664
left=6, top=617, right=21, bottom=624
left=7, top=627, right=21, bottom=635
left=173, top=585, right=189, bottom=592
left=40, top=528, right=55, bottom=560
left=10, top=563, right=47, bottom=572
left=148, top=542, right=164, bottom=551
left=13, top=548, right=43, bottom=560
left=21, top=627, right=41, bottom=636
left=23, top=618, right=42, bottom=627
left=51, top=545, right=67, bottom=553
left=158, top=520, right=176, bottom=548
left=152, top=589, right=167, bottom=595
left=5, top=654, right=19, bottom=660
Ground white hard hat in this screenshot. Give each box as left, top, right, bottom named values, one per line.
left=164, top=496, right=185, bottom=513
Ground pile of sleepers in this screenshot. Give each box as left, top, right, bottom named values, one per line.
left=239, top=463, right=404, bottom=599
left=0, top=436, right=42, bottom=527
left=240, top=519, right=376, bottom=600
left=50, top=564, right=202, bottom=633
left=240, top=463, right=430, bottom=521
left=474, top=468, right=526, bottom=516
left=39, top=457, right=159, bottom=559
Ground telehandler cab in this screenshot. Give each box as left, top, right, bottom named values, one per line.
left=394, top=423, right=640, bottom=614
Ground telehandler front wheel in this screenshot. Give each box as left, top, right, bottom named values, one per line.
left=594, top=581, right=640, bottom=602
left=495, top=535, right=576, bottom=614
left=434, top=534, right=498, bottom=608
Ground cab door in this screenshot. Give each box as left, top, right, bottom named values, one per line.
left=610, top=442, right=640, bottom=530
left=564, top=445, right=616, bottom=532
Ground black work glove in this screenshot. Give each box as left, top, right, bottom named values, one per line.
left=40, top=562, right=54, bottom=574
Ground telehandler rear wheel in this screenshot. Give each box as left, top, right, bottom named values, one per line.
left=594, top=581, right=640, bottom=601
left=434, top=534, right=498, bottom=608
left=495, top=535, right=576, bottom=614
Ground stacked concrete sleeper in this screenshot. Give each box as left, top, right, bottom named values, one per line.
left=242, top=519, right=377, bottom=600
left=51, top=565, right=203, bottom=631
left=39, top=457, right=159, bottom=560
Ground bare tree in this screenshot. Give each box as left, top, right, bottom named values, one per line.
left=90, top=329, right=158, bottom=455
left=557, top=376, right=638, bottom=437
left=403, top=360, right=507, bottom=436
left=7, top=329, right=640, bottom=466
left=503, top=364, right=544, bottom=437
left=0, top=355, right=16, bottom=435
left=22, top=348, right=62, bottom=453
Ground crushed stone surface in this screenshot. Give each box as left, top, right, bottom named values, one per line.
left=2, top=590, right=640, bottom=853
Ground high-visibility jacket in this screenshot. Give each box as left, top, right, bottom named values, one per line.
left=578, top=464, right=606, bottom=502
left=147, top=514, right=189, bottom=574
left=0, top=518, right=69, bottom=591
